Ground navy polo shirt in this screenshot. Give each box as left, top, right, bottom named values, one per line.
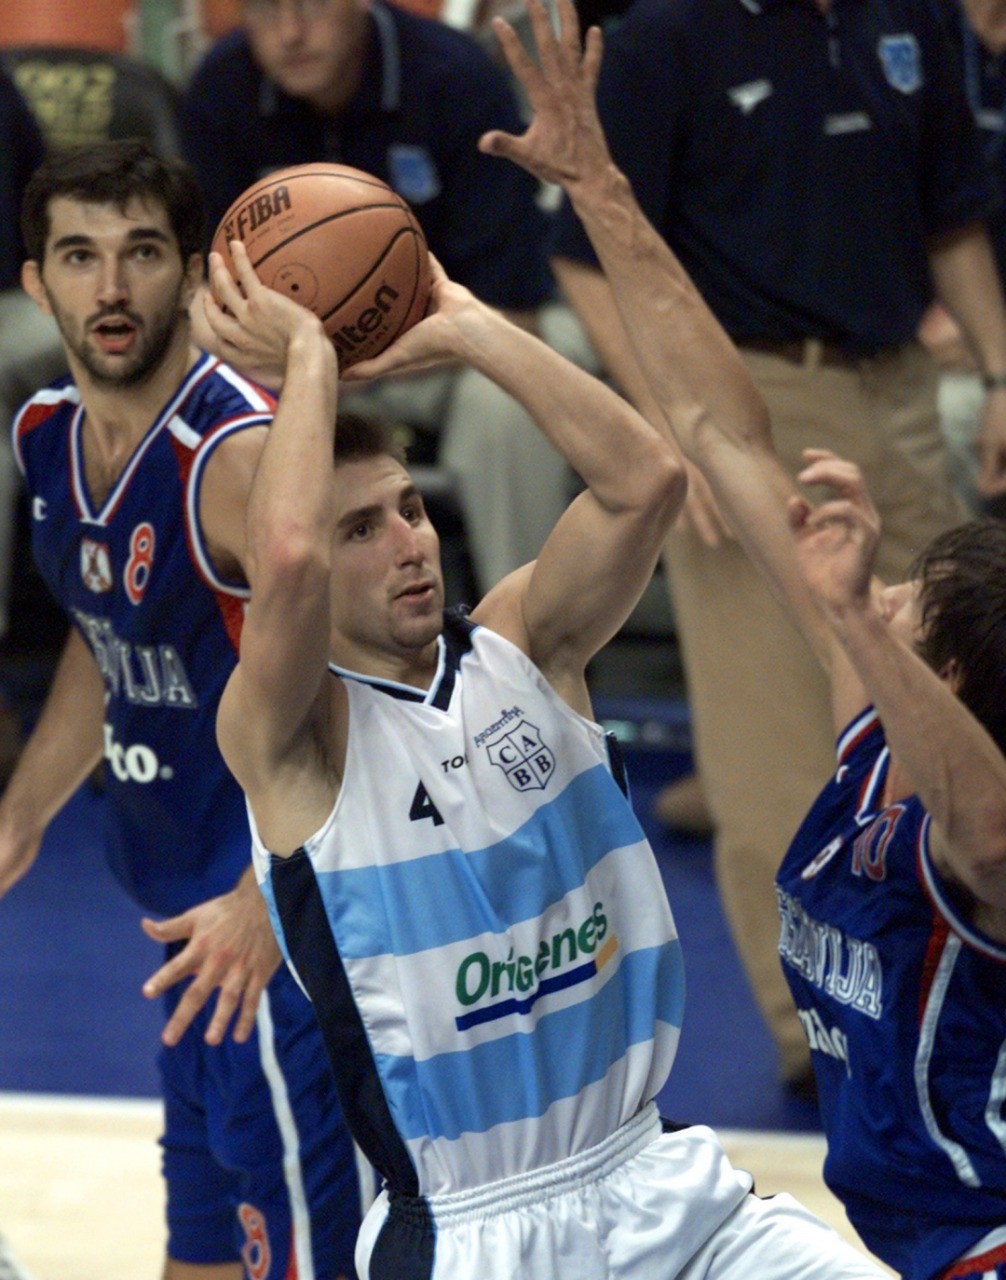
left=551, top=0, right=997, bottom=348
left=952, top=10, right=1006, bottom=281
left=0, top=66, right=46, bottom=291
left=180, top=2, right=554, bottom=311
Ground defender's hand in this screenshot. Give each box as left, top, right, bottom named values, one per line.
left=141, top=869, right=282, bottom=1047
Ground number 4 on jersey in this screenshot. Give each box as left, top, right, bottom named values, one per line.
left=409, top=779, right=444, bottom=826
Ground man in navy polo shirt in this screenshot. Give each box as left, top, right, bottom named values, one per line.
left=181, top=0, right=581, bottom=595
left=551, top=0, right=1006, bottom=1093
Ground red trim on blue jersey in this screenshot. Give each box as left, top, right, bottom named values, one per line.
left=837, top=707, right=879, bottom=765
left=915, top=815, right=1006, bottom=967
left=166, top=419, right=250, bottom=656
left=13, top=396, right=63, bottom=445
left=916, top=910, right=950, bottom=1029
left=937, top=1239, right=1006, bottom=1279
left=216, top=590, right=246, bottom=654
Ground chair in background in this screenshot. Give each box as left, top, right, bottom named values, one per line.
left=0, top=44, right=182, bottom=157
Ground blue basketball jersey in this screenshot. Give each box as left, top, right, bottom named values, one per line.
left=777, top=708, right=1006, bottom=1280
left=14, top=353, right=275, bottom=914
left=251, top=613, right=685, bottom=1201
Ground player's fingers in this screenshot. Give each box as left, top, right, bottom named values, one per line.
left=203, top=981, right=242, bottom=1046
left=786, top=493, right=813, bottom=525
left=478, top=128, right=521, bottom=162
left=230, top=977, right=267, bottom=1045
left=161, top=983, right=213, bottom=1047
left=796, top=456, right=866, bottom=496
left=554, top=0, right=586, bottom=67
left=526, top=0, right=563, bottom=80
left=141, top=912, right=196, bottom=944
left=803, top=498, right=861, bottom=533
left=228, top=239, right=261, bottom=298
left=207, top=249, right=241, bottom=305
left=491, top=14, right=543, bottom=91
left=425, top=252, right=448, bottom=285
left=581, top=21, right=603, bottom=86
left=142, top=945, right=203, bottom=999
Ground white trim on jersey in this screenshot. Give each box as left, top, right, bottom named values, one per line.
left=68, top=354, right=218, bottom=526
left=917, top=815, right=1006, bottom=964
left=329, top=633, right=447, bottom=702
left=11, top=383, right=81, bottom=477
left=212, top=359, right=275, bottom=413
left=914, top=932, right=981, bottom=1188
left=255, top=987, right=316, bottom=1280
left=182, top=414, right=269, bottom=594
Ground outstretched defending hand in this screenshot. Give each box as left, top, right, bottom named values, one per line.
left=479, top=0, right=608, bottom=191
left=787, top=449, right=883, bottom=619
left=140, top=867, right=282, bottom=1047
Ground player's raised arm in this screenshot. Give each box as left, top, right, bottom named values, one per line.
left=350, top=254, right=685, bottom=707
left=487, top=0, right=1006, bottom=912
left=482, top=0, right=862, bottom=704
left=206, top=243, right=341, bottom=840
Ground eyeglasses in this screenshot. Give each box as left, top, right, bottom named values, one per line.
left=242, top=0, right=335, bottom=22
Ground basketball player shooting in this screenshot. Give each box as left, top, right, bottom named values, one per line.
left=202, top=206, right=890, bottom=1275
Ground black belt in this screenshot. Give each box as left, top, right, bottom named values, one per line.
left=736, top=336, right=889, bottom=368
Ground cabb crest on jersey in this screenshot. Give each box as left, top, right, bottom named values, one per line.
left=878, top=34, right=922, bottom=94
left=486, top=719, right=555, bottom=792
left=81, top=537, right=113, bottom=593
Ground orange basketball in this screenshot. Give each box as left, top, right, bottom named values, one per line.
left=211, top=163, right=431, bottom=369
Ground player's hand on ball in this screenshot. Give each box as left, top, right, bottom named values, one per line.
left=343, top=254, right=476, bottom=382
left=204, top=240, right=328, bottom=386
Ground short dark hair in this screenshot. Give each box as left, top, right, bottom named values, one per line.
left=332, top=413, right=407, bottom=467
left=21, top=138, right=204, bottom=264
left=912, top=518, right=1006, bottom=758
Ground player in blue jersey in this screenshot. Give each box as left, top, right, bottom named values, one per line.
left=482, top=3, right=1006, bottom=1276
left=0, top=140, right=361, bottom=1280
left=201, top=134, right=889, bottom=1280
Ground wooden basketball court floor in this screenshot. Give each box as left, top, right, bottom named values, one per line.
left=0, top=1091, right=893, bottom=1278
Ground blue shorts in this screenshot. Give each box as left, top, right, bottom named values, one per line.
left=159, top=961, right=362, bottom=1278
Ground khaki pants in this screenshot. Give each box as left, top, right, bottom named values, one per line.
left=664, top=341, right=967, bottom=1080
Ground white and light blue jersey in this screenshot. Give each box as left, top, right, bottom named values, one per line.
left=778, top=708, right=1006, bottom=1280
left=252, top=612, right=684, bottom=1199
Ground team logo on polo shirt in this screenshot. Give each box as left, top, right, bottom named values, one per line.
left=727, top=78, right=772, bottom=116
left=878, top=34, right=922, bottom=94
left=387, top=144, right=441, bottom=205
left=81, top=537, right=113, bottom=593
left=486, top=719, right=555, bottom=792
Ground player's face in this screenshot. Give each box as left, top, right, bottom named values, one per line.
left=328, top=455, right=445, bottom=669
left=242, top=0, right=369, bottom=113
left=23, top=196, right=198, bottom=389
